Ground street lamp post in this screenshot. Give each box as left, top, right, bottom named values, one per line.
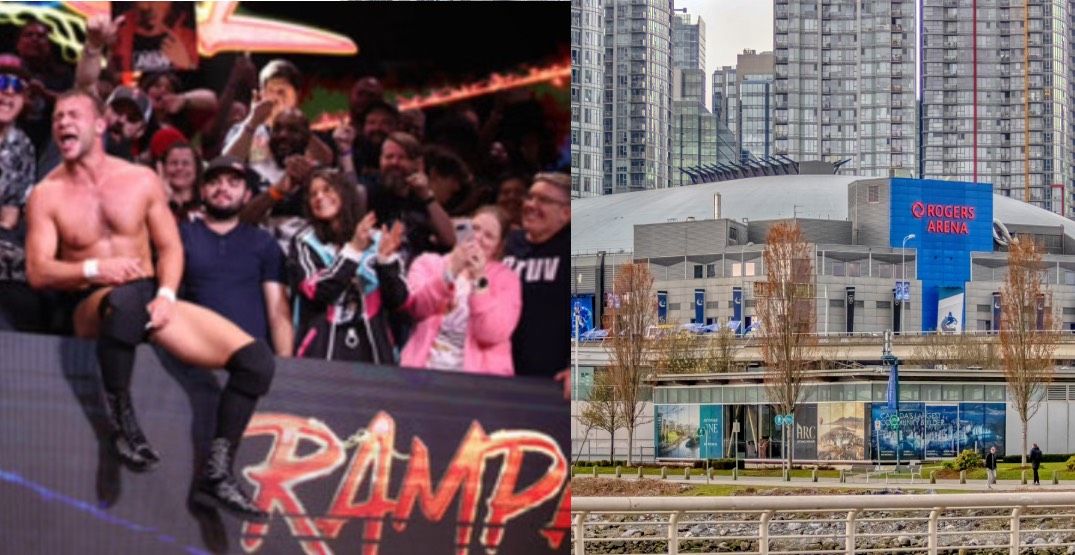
left=901, top=234, right=916, bottom=334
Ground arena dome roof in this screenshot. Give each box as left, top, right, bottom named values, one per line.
left=572, top=175, right=1075, bottom=254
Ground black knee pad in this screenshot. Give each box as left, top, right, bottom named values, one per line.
left=99, top=280, right=155, bottom=346
left=224, top=341, right=275, bottom=398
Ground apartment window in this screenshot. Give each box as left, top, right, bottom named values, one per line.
left=694, top=265, right=704, bottom=279
left=868, top=184, right=880, bottom=203
left=706, top=264, right=717, bottom=278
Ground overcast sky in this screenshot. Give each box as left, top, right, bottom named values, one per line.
left=673, top=0, right=773, bottom=107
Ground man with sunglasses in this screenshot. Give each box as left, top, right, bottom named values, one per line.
left=501, top=172, right=571, bottom=399
left=0, top=54, right=46, bottom=333
left=0, top=56, right=35, bottom=232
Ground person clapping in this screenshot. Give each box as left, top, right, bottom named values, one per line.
left=398, top=206, right=521, bottom=376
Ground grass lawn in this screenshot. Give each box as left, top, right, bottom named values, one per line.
left=933, top=461, right=1075, bottom=481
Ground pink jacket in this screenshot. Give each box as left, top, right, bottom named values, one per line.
left=400, top=253, right=521, bottom=376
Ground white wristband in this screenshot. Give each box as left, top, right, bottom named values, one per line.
left=82, top=259, right=99, bottom=279
left=157, top=287, right=177, bottom=303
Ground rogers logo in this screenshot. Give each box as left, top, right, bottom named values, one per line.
left=911, top=201, right=926, bottom=218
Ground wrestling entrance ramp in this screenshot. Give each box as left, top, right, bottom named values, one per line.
left=0, top=331, right=569, bottom=554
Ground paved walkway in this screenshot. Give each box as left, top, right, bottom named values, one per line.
left=579, top=472, right=1074, bottom=492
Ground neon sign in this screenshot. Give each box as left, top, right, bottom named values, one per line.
left=1, top=1, right=358, bottom=62
left=309, top=60, right=571, bottom=132
left=239, top=411, right=569, bottom=555
left=911, top=201, right=975, bottom=235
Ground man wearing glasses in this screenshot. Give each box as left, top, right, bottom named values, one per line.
left=502, top=172, right=571, bottom=398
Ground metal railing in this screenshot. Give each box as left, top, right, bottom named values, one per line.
left=572, top=492, right=1075, bottom=554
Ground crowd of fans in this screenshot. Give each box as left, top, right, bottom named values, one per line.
left=0, top=16, right=571, bottom=395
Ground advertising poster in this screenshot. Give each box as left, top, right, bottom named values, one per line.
left=871, top=403, right=924, bottom=460
left=699, top=405, right=724, bottom=459
left=924, top=404, right=959, bottom=458
left=937, top=288, right=965, bottom=333
left=955, top=403, right=1006, bottom=455
left=817, top=402, right=865, bottom=460
left=657, top=291, right=668, bottom=323
left=112, top=2, right=199, bottom=73
left=694, top=289, right=705, bottom=324
left=984, top=403, right=1007, bottom=455
left=793, top=403, right=818, bottom=460
left=655, top=404, right=700, bottom=459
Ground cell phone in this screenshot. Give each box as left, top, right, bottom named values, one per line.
left=454, top=219, right=473, bottom=243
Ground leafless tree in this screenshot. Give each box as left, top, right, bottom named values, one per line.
left=651, top=324, right=715, bottom=374
left=999, top=237, right=1059, bottom=466
left=909, top=332, right=998, bottom=369
left=755, top=221, right=817, bottom=471
left=577, top=369, right=622, bottom=463
left=604, top=262, right=656, bottom=466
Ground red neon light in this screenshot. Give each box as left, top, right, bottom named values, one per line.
left=309, top=61, right=571, bottom=132
left=63, top=1, right=358, bottom=57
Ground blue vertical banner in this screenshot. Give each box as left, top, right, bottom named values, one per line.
left=570, top=294, right=594, bottom=336
left=699, top=405, right=724, bottom=459
left=992, top=291, right=1002, bottom=332
left=732, top=287, right=743, bottom=333
left=694, top=288, right=705, bottom=324
left=887, top=362, right=900, bottom=410
left=657, top=291, right=668, bottom=323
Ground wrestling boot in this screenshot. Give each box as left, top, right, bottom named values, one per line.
left=105, top=392, right=161, bottom=471
left=192, top=438, right=268, bottom=522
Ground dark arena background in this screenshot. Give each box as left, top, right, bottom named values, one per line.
left=0, top=331, right=570, bottom=554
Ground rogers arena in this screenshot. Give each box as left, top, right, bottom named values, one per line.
left=570, top=171, right=1075, bottom=464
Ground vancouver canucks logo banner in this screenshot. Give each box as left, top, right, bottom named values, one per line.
left=694, top=289, right=705, bottom=324
left=571, top=294, right=594, bottom=336
left=657, top=291, right=668, bottom=323
left=732, top=287, right=743, bottom=327
left=992, top=291, right=1001, bottom=332
left=937, top=287, right=965, bottom=333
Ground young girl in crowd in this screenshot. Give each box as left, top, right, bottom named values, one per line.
left=288, top=169, right=407, bottom=363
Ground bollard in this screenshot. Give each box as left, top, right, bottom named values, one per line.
left=812, top=469, right=818, bottom=483
left=1055, top=470, right=1060, bottom=485
left=592, top=465, right=598, bottom=478
left=707, top=467, right=714, bottom=480
left=930, top=470, right=936, bottom=485
left=684, top=467, right=691, bottom=480
left=783, top=468, right=791, bottom=482
left=733, top=467, right=738, bottom=481
left=1021, top=470, right=1027, bottom=485
left=959, top=470, right=966, bottom=484
left=839, top=469, right=846, bottom=484
left=637, top=466, right=643, bottom=479
left=661, top=466, right=668, bottom=480
left=615, top=465, right=621, bottom=478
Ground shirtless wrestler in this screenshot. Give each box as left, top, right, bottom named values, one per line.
left=25, top=90, right=270, bottom=522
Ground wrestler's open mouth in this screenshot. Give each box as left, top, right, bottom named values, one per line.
left=59, top=133, right=78, bottom=148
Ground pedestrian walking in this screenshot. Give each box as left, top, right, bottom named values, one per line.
left=1030, top=443, right=1043, bottom=485
left=985, top=445, right=999, bottom=489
